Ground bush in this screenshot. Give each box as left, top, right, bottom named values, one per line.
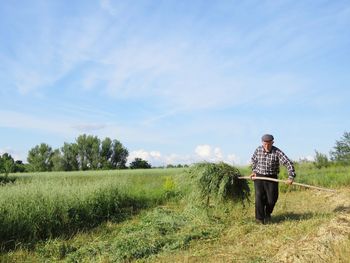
left=129, top=158, right=152, bottom=169
left=330, top=131, right=350, bottom=165
left=314, top=150, right=330, bottom=169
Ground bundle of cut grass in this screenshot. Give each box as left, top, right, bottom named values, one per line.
left=183, top=162, right=250, bottom=207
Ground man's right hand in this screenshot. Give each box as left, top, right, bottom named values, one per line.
left=250, top=172, right=257, bottom=180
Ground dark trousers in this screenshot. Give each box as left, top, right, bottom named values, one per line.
left=254, top=174, right=279, bottom=221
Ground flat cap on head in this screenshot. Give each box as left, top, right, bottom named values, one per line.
left=261, top=134, right=274, bottom=142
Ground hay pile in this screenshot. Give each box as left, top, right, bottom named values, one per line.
left=182, top=162, right=250, bottom=207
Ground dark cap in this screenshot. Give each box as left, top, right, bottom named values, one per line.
left=261, top=134, right=274, bottom=142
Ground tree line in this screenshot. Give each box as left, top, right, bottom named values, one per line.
left=1, top=134, right=153, bottom=174
left=27, top=134, right=130, bottom=172
left=1, top=131, right=350, bottom=175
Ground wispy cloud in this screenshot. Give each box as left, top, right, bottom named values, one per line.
left=99, top=0, right=116, bottom=15
left=2, top=0, right=332, bottom=111
left=0, top=110, right=117, bottom=141
left=0, top=110, right=176, bottom=148
left=71, top=123, right=106, bottom=132
left=1, top=6, right=110, bottom=95
left=0, top=110, right=73, bottom=135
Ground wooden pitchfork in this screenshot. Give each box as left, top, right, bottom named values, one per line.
left=238, top=176, right=336, bottom=193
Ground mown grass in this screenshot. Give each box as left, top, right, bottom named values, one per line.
left=152, top=188, right=349, bottom=262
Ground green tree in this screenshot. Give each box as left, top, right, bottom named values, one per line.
left=61, top=143, right=79, bottom=171
left=111, top=139, right=129, bottom=169
left=100, top=137, right=113, bottom=169
left=76, top=134, right=100, bottom=170
left=24, top=134, right=128, bottom=172
left=313, top=150, right=329, bottom=169
left=0, top=153, right=15, bottom=175
left=330, top=132, right=350, bottom=165
left=14, top=160, right=27, bottom=173
left=51, top=149, right=64, bottom=171
left=129, top=158, right=151, bottom=169
left=27, top=143, right=54, bottom=172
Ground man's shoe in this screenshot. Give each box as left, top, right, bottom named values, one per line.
left=265, top=214, right=271, bottom=223
left=256, top=219, right=265, bottom=224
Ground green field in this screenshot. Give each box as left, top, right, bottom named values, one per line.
left=0, top=164, right=349, bottom=262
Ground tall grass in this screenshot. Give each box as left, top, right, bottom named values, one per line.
left=0, top=168, right=183, bottom=250
left=295, top=163, right=350, bottom=188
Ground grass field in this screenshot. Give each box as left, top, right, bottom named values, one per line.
left=0, top=169, right=182, bottom=250
left=0, top=164, right=349, bottom=262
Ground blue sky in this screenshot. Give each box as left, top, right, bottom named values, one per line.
left=1, top=0, right=350, bottom=166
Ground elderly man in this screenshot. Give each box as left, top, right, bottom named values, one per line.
left=250, top=134, right=296, bottom=224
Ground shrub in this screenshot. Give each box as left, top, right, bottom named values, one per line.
left=314, top=150, right=330, bottom=169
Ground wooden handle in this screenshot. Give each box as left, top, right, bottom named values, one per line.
left=238, top=176, right=336, bottom=193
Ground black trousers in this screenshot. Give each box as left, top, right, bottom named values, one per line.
left=254, top=174, right=279, bottom=221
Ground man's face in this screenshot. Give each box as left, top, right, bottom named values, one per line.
left=262, top=140, right=274, bottom=152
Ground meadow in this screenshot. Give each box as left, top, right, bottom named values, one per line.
left=0, top=163, right=349, bottom=262
left=0, top=169, right=181, bottom=250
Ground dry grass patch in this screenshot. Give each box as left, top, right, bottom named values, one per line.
left=274, top=188, right=350, bottom=263
left=151, top=189, right=349, bottom=263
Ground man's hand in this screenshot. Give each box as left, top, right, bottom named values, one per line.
left=250, top=172, right=257, bottom=180
left=287, top=178, right=294, bottom=185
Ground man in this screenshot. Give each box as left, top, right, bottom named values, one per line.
left=250, top=134, right=296, bottom=224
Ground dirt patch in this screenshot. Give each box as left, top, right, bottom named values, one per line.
left=274, top=189, right=350, bottom=263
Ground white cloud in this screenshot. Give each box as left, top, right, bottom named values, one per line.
left=194, top=144, right=240, bottom=164
left=128, top=145, right=241, bottom=167
left=127, top=150, right=189, bottom=167
left=227, top=154, right=241, bottom=165
left=127, top=149, right=163, bottom=165
left=214, top=147, right=223, bottom=160
left=164, top=153, right=193, bottom=166
left=149, top=151, right=161, bottom=159
left=195, top=145, right=212, bottom=159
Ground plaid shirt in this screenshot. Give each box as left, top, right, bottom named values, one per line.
left=251, top=146, right=296, bottom=180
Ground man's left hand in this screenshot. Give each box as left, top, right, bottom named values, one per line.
left=287, top=178, right=294, bottom=185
